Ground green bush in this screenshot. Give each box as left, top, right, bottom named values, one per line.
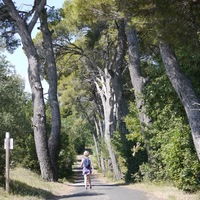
left=126, top=62, right=200, bottom=191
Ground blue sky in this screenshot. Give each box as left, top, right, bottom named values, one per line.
left=4, top=0, right=65, bottom=93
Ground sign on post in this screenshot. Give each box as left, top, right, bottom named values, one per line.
left=4, top=132, right=14, bottom=193
left=4, top=138, right=13, bottom=150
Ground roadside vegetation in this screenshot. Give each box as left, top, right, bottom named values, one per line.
left=0, top=167, right=72, bottom=200
left=128, top=183, right=200, bottom=200
left=0, top=167, right=199, bottom=200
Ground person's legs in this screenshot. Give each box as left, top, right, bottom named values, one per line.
left=84, top=174, right=87, bottom=189
left=87, top=174, right=92, bottom=189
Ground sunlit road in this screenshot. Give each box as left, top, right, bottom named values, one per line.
left=49, top=156, right=148, bottom=200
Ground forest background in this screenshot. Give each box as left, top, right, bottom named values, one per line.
left=0, top=0, right=200, bottom=194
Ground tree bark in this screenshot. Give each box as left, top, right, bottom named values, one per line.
left=92, top=123, right=101, bottom=169
left=159, top=41, right=200, bottom=161
left=112, top=19, right=128, bottom=141
left=2, top=0, right=54, bottom=181
left=40, top=8, right=61, bottom=181
left=95, top=68, right=122, bottom=180
left=94, top=116, right=106, bottom=174
left=125, top=21, right=152, bottom=161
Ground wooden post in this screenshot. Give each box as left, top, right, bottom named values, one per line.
left=5, top=132, right=10, bottom=193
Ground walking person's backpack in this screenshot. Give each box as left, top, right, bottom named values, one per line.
left=84, top=157, right=91, bottom=169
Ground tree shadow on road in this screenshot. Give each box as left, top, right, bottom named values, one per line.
left=49, top=191, right=105, bottom=199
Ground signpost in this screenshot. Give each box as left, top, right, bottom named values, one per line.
left=4, top=132, right=13, bottom=193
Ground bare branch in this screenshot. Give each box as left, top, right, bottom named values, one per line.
left=28, top=0, right=46, bottom=33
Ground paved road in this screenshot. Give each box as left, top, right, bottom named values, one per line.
left=50, top=157, right=148, bottom=200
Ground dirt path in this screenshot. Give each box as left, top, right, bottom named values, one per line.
left=49, top=156, right=151, bottom=200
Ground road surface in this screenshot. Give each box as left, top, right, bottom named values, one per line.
left=49, top=156, right=149, bottom=200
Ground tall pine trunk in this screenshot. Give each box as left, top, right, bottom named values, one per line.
left=159, top=41, right=200, bottom=161
left=40, top=9, right=61, bottom=181
left=112, top=19, right=128, bottom=142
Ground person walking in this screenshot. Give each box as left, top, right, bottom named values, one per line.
left=81, top=150, right=93, bottom=189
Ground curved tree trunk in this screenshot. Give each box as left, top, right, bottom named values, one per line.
left=125, top=22, right=151, bottom=161
left=159, top=41, right=200, bottom=161
left=3, top=0, right=54, bottom=181
left=40, top=9, right=61, bottom=181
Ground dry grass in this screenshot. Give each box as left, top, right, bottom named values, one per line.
left=0, top=167, right=73, bottom=200
left=126, top=183, right=200, bottom=200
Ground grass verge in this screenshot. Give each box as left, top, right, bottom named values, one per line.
left=126, top=183, right=200, bottom=200
left=96, top=171, right=200, bottom=200
left=0, top=167, right=73, bottom=200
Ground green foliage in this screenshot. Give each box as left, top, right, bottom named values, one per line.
left=0, top=3, right=20, bottom=53
left=123, top=101, right=148, bottom=182
left=111, top=131, right=128, bottom=174
left=111, top=100, right=148, bottom=182
left=57, top=126, right=76, bottom=179
left=137, top=61, right=200, bottom=192
left=176, top=48, right=200, bottom=96
left=58, top=109, right=93, bottom=178
left=125, top=102, right=143, bottom=142
left=63, top=0, right=118, bottom=30
left=13, top=134, right=39, bottom=172
left=160, top=121, right=200, bottom=192
left=0, top=54, right=34, bottom=173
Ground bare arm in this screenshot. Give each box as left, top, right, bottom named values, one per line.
left=90, top=159, right=94, bottom=170
left=80, top=158, right=84, bottom=168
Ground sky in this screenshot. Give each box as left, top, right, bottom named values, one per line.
left=4, top=0, right=65, bottom=93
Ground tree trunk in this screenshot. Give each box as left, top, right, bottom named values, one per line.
left=28, top=54, right=54, bottom=181
left=3, top=0, right=54, bottom=181
left=93, top=117, right=102, bottom=169
left=94, top=116, right=106, bottom=174
left=92, top=131, right=101, bottom=168
left=95, top=68, right=122, bottom=180
left=112, top=19, right=128, bottom=141
left=125, top=22, right=151, bottom=161
left=92, top=92, right=106, bottom=174
left=99, top=121, right=106, bottom=175
left=159, top=41, right=200, bottom=161
left=40, top=8, right=61, bottom=181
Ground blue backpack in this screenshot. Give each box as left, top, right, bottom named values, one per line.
left=84, top=158, right=91, bottom=169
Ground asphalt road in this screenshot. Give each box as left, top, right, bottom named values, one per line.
left=49, top=156, right=148, bottom=200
